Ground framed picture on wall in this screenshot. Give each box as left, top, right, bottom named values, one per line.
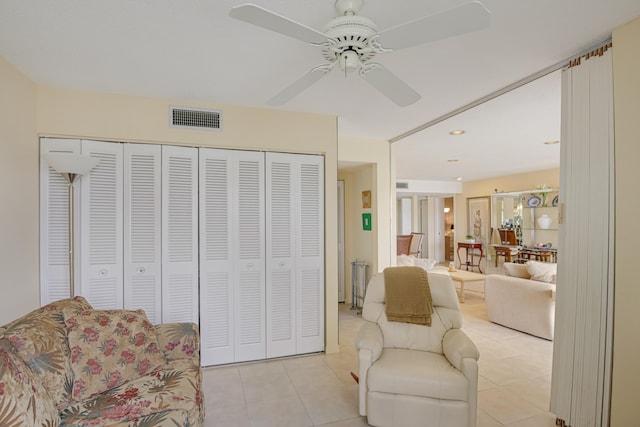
left=467, top=196, right=491, bottom=244
left=362, top=190, right=372, bottom=209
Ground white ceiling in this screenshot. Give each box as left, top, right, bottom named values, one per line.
left=1, top=0, right=638, bottom=182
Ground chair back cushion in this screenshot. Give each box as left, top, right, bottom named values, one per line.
left=362, top=271, right=462, bottom=353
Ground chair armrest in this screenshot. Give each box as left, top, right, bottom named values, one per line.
left=155, top=322, right=200, bottom=362
left=355, top=321, right=384, bottom=361
left=443, top=328, right=479, bottom=371
left=355, top=321, right=383, bottom=416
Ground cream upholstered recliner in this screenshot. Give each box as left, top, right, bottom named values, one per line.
left=355, top=271, right=480, bottom=427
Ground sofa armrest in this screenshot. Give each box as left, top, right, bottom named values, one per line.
left=355, top=321, right=383, bottom=416
left=155, top=322, right=200, bottom=362
left=443, top=328, right=479, bottom=371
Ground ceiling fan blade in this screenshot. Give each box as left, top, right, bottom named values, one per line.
left=229, top=3, right=327, bottom=45
left=377, top=1, right=491, bottom=50
left=267, top=66, right=330, bottom=106
left=363, top=65, right=421, bottom=107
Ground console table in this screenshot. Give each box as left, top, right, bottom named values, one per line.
left=457, top=242, right=484, bottom=273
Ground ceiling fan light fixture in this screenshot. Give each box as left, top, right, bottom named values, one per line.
left=339, top=50, right=360, bottom=72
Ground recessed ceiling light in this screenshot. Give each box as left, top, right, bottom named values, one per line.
left=449, top=130, right=465, bottom=136
left=447, top=159, right=459, bottom=163
left=456, top=177, right=463, bottom=181
left=544, top=140, right=560, bottom=145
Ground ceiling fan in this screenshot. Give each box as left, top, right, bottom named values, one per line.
left=229, top=0, right=490, bottom=107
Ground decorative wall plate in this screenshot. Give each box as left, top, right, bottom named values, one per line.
left=527, top=195, right=541, bottom=207
left=552, top=195, right=559, bottom=207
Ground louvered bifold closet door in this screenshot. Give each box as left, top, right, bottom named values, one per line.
left=79, top=140, right=124, bottom=309
left=266, top=153, right=325, bottom=356
left=199, top=148, right=265, bottom=365
left=234, top=150, right=266, bottom=362
left=162, top=146, right=199, bottom=324
left=124, top=144, right=162, bottom=324
left=199, top=148, right=236, bottom=366
left=266, top=154, right=296, bottom=358
left=294, top=154, right=324, bottom=354
left=40, top=138, right=82, bottom=305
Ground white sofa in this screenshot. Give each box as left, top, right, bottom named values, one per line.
left=484, top=262, right=556, bottom=340
left=355, top=270, right=479, bottom=427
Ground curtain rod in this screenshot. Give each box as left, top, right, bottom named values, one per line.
left=389, top=38, right=612, bottom=144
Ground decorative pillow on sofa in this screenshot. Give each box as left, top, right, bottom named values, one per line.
left=0, top=338, right=60, bottom=427
left=413, top=258, right=437, bottom=271
left=396, top=254, right=437, bottom=271
left=396, top=254, right=415, bottom=266
left=525, top=261, right=557, bottom=283
left=503, top=262, right=531, bottom=279
left=62, top=308, right=166, bottom=402
left=1, top=295, right=93, bottom=406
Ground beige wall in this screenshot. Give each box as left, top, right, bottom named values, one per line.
left=456, top=168, right=560, bottom=240
left=339, top=165, right=375, bottom=303
left=611, top=16, right=640, bottom=426
left=1, top=69, right=341, bottom=353
left=0, top=57, right=39, bottom=324
left=339, top=136, right=394, bottom=278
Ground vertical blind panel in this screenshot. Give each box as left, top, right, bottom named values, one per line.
left=270, top=162, right=292, bottom=259
left=168, top=156, right=194, bottom=262
left=47, top=171, right=69, bottom=266
left=87, top=277, right=119, bottom=309
left=204, top=158, right=229, bottom=261
left=129, top=154, right=158, bottom=263
left=164, top=273, right=196, bottom=322
left=205, top=272, right=231, bottom=348
left=270, top=270, right=292, bottom=341
left=238, top=160, right=262, bottom=260
left=300, top=164, right=321, bottom=258
left=238, top=271, right=263, bottom=345
left=300, top=269, right=321, bottom=338
left=89, top=152, right=119, bottom=265
left=130, top=275, right=159, bottom=323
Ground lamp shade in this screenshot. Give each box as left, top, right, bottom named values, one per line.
left=45, top=152, right=99, bottom=175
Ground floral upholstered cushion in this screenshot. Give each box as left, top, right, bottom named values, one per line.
left=62, top=309, right=166, bottom=402
left=1, top=296, right=93, bottom=406
left=0, top=338, right=61, bottom=427
left=155, top=323, right=200, bottom=361
left=59, top=359, right=203, bottom=427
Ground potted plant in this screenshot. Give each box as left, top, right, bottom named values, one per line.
left=465, top=234, right=475, bottom=243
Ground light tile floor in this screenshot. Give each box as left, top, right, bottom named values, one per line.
left=202, top=290, right=556, bottom=427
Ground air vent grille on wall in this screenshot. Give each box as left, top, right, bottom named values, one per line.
left=170, top=106, right=222, bottom=131
left=396, top=182, right=409, bottom=189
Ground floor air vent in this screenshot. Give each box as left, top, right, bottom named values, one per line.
left=170, top=106, right=222, bottom=131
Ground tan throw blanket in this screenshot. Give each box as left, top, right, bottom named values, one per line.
left=384, top=266, right=433, bottom=326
